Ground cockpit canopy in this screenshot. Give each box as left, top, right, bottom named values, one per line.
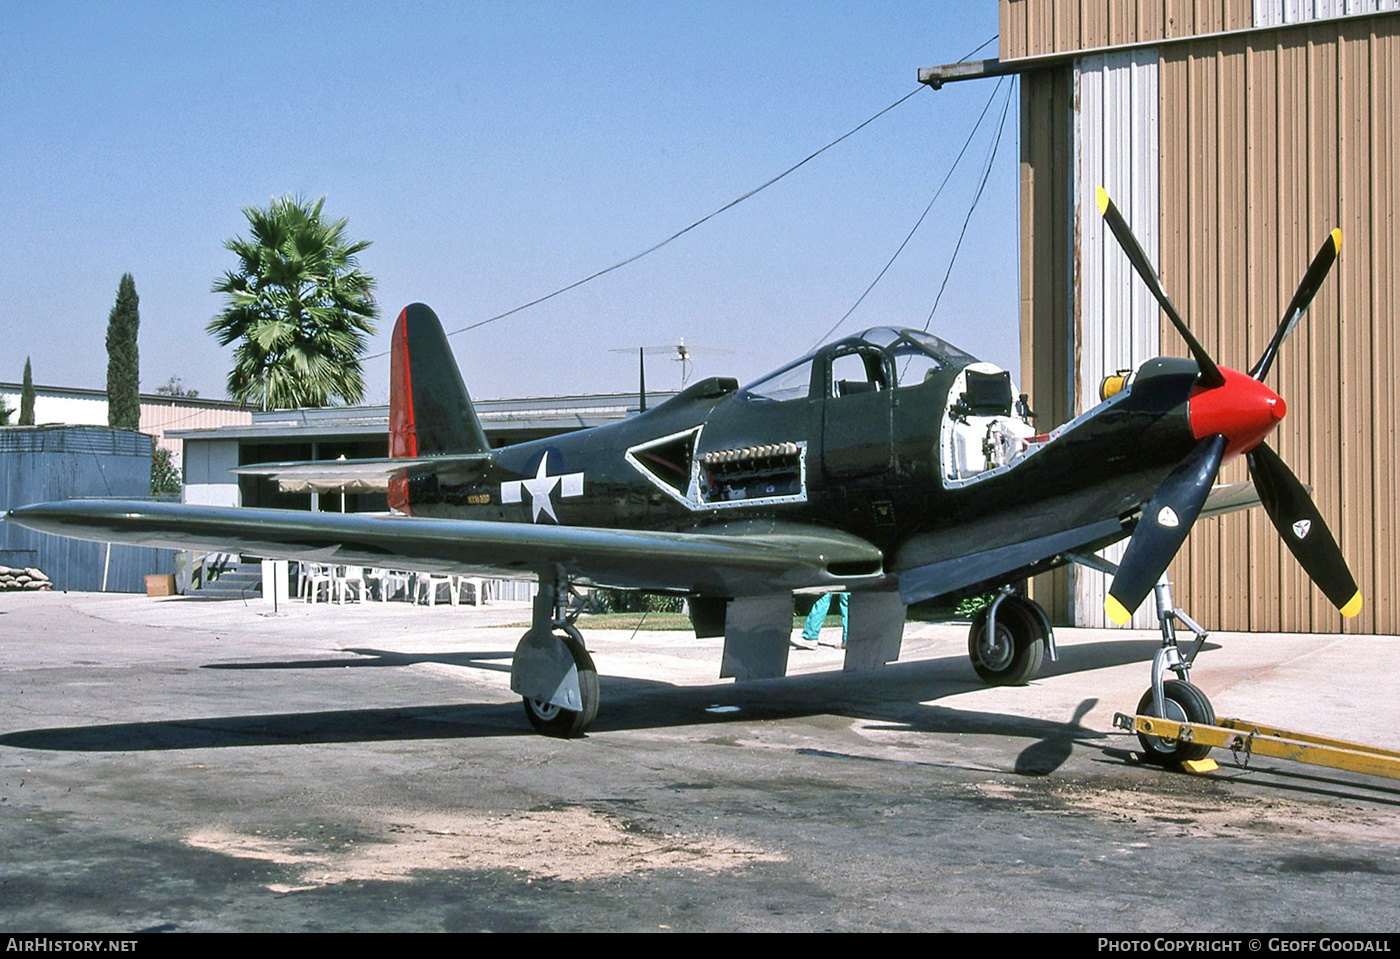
left=739, top=327, right=977, bottom=402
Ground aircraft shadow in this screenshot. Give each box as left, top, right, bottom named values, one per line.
left=198, top=635, right=1170, bottom=679
left=203, top=649, right=517, bottom=673
left=0, top=640, right=1160, bottom=777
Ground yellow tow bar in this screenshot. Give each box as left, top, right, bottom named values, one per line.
left=1112, top=713, right=1400, bottom=781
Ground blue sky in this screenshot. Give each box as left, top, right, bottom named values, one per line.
left=1, top=1, right=1019, bottom=403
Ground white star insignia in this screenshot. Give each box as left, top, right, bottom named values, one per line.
left=501, top=453, right=584, bottom=523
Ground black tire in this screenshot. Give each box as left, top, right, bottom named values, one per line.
left=1135, top=680, right=1215, bottom=765
left=522, top=623, right=599, bottom=738
left=967, top=599, right=1045, bottom=686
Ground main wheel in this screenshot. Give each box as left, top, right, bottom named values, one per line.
left=522, top=622, right=599, bottom=738
left=967, top=599, right=1044, bottom=686
left=1135, top=679, right=1215, bottom=765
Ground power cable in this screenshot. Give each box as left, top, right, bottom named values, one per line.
left=811, top=75, right=1008, bottom=350
left=958, top=34, right=999, bottom=62
left=363, top=85, right=929, bottom=361
left=923, top=76, right=1015, bottom=332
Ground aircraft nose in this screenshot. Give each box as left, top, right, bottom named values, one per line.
left=1188, top=367, right=1286, bottom=458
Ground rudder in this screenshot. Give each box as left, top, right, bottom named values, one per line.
left=390, top=303, right=491, bottom=458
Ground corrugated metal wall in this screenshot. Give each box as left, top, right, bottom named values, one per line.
left=1000, top=0, right=1398, bottom=60
left=1020, top=65, right=1076, bottom=624
left=1002, top=0, right=1254, bottom=60
left=1073, top=48, right=1164, bottom=628
left=0, top=386, right=253, bottom=471
left=1013, top=2, right=1399, bottom=632
left=1256, top=0, right=1400, bottom=28
left=0, top=427, right=175, bottom=592
left=139, top=402, right=252, bottom=470
left=1159, top=15, right=1400, bottom=633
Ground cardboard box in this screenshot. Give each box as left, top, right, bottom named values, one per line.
left=145, top=574, right=177, bottom=597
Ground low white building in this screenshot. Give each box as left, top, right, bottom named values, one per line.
left=171, top=391, right=674, bottom=511
left=0, top=382, right=251, bottom=471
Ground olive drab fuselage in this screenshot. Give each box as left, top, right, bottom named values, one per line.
left=402, top=327, right=1203, bottom=599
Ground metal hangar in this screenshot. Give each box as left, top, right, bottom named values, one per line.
left=925, top=1, right=1399, bottom=633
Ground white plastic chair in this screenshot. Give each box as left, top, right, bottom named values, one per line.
left=336, top=566, right=367, bottom=604
left=460, top=577, right=489, bottom=605
left=302, top=563, right=333, bottom=604
left=416, top=572, right=461, bottom=607
left=368, top=568, right=412, bottom=602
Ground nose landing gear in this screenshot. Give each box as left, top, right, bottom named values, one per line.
left=1132, top=574, right=1215, bottom=765
left=1069, top=553, right=1216, bottom=766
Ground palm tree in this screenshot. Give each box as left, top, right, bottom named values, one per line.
left=208, top=195, right=378, bottom=409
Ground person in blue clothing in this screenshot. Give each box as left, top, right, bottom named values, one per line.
left=793, top=591, right=848, bottom=649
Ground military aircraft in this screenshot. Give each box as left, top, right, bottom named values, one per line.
left=5, top=191, right=1360, bottom=760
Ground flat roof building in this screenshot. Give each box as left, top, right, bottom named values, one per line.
left=172, top=390, right=675, bottom=513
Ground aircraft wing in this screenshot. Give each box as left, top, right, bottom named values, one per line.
left=4, top=500, right=886, bottom=597
left=1198, top=480, right=1262, bottom=519
left=894, top=482, right=1264, bottom=606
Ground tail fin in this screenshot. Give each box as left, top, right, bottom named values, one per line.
left=389, top=303, right=490, bottom=458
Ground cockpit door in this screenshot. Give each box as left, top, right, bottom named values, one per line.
left=821, top=345, right=893, bottom=479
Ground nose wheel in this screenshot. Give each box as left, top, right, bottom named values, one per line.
left=1134, top=679, right=1215, bottom=765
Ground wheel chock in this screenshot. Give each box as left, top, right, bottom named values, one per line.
left=1178, top=758, right=1218, bottom=775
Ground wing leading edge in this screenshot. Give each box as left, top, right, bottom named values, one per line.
left=5, top=500, right=886, bottom=597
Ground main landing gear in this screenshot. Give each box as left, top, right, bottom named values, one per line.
left=511, top=573, right=599, bottom=738
left=967, top=587, right=1056, bottom=686
left=971, top=571, right=1218, bottom=766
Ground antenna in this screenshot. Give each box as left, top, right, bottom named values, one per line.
left=612, top=339, right=735, bottom=392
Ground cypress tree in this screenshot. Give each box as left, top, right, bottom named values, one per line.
left=105, top=274, right=140, bottom=429
left=19, top=357, right=35, bottom=425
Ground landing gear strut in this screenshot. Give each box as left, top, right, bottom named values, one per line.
left=511, top=572, right=599, bottom=738
left=967, top=587, right=1056, bottom=685
left=1134, top=574, right=1214, bottom=764
left=1069, top=553, right=1216, bottom=765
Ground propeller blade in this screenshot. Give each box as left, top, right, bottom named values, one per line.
left=1249, top=228, right=1343, bottom=382
left=1106, top=435, right=1228, bottom=624
left=1096, top=187, right=1225, bottom=389
left=1247, top=442, right=1362, bottom=618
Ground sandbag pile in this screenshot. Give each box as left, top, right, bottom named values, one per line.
left=0, top=566, right=52, bottom=591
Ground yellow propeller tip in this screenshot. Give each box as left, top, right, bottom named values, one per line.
left=1340, top=591, right=1362, bottom=619
left=1096, top=186, right=1110, bottom=215
left=1331, top=228, right=1343, bottom=254
left=1105, top=595, right=1132, bottom=625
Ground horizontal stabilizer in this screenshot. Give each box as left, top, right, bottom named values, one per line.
left=233, top=453, right=492, bottom=493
